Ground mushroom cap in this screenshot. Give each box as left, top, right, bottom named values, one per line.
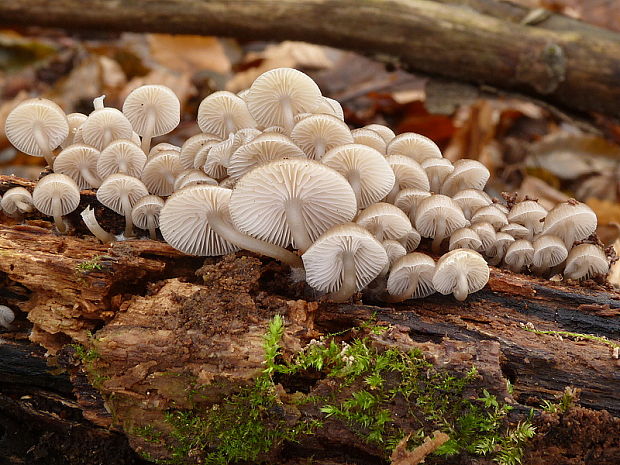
left=131, top=194, right=165, bottom=230
left=1, top=187, right=33, bottom=215
left=432, top=249, right=489, bottom=298
left=500, top=223, right=531, bottom=240
left=400, top=228, right=422, bottom=252
left=81, top=107, right=133, bottom=151
left=246, top=68, right=322, bottom=129
left=415, top=194, right=468, bottom=239
left=532, top=235, right=568, bottom=268
left=382, top=240, right=407, bottom=267
left=61, top=112, right=88, bottom=149
left=32, top=173, right=81, bottom=217
left=291, top=114, right=353, bottom=160
left=174, top=169, right=218, bottom=191
left=508, top=200, right=547, bottom=236
left=492, top=202, right=510, bottom=215
left=96, top=174, right=149, bottom=216
left=364, top=124, right=395, bottom=144
left=386, top=132, right=442, bottom=162
left=487, top=232, right=515, bottom=259
left=564, top=243, right=609, bottom=280
left=504, top=239, right=534, bottom=271
left=53, top=144, right=101, bottom=189
left=179, top=133, right=222, bottom=170
left=315, top=96, right=344, bottom=120
left=159, top=185, right=239, bottom=256
left=149, top=143, right=180, bottom=159
left=394, top=189, right=431, bottom=221
left=356, top=203, right=412, bottom=241
left=204, top=133, right=237, bottom=179
left=141, top=152, right=183, bottom=196
left=197, top=91, right=257, bottom=138
left=452, top=189, right=492, bottom=220
left=229, top=158, right=357, bottom=248
left=440, top=159, right=490, bottom=197
left=386, top=155, right=430, bottom=192
left=122, top=85, right=180, bottom=137
left=302, top=223, right=388, bottom=293
left=227, top=132, right=306, bottom=179
left=350, top=128, right=387, bottom=154
left=421, top=157, right=454, bottom=192
left=471, top=222, right=497, bottom=251
left=449, top=227, right=482, bottom=252
left=471, top=205, right=508, bottom=229
left=5, top=98, right=69, bottom=157
left=98, top=139, right=147, bottom=179
left=387, top=253, right=436, bottom=298
left=542, top=200, right=597, bottom=247
left=322, top=144, right=395, bottom=208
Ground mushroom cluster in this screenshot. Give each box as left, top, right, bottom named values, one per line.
left=2, top=68, right=611, bottom=303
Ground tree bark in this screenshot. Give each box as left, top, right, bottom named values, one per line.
left=1, top=175, right=619, bottom=464
left=1, top=1, right=620, bottom=121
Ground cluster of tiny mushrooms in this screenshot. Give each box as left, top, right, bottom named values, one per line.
left=0, top=68, right=611, bottom=303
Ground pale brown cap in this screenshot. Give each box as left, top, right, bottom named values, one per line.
left=1, top=187, right=33, bottom=216
left=197, top=91, right=256, bottom=138
left=563, top=243, right=609, bottom=280
left=386, top=155, right=430, bottom=193
left=415, top=194, right=468, bottom=252
left=322, top=144, right=395, bottom=208
left=486, top=231, right=515, bottom=266
left=149, top=143, right=180, bottom=159
left=432, top=249, right=489, bottom=301
left=532, top=235, right=568, bottom=268
left=542, top=200, right=597, bottom=248
left=174, top=169, right=218, bottom=191
left=387, top=252, right=436, bottom=299
left=440, top=159, right=490, bottom=197
left=315, top=96, right=344, bottom=120
left=32, top=173, right=81, bottom=232
left=500, top=223, right=530, bottom=240
left=508, top=200, right=547, bottom=239
left=471, top=222, right=496, bottom=252
left=81, top=107, right=133, bottom=151
left=504, top=239, right=534, bottom=273
left=449, top=227, right=482, bottom=252
left=387, top=132, right=442, bottom=162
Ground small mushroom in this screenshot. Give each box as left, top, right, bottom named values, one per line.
left=385, top=155, right=430, bottom=203
left=507, top=200, right=547, bottom=239
left=364, top=124, right=395, bottom=144
left=141, top=152, right=183, bottom=196
left=355, top=203, right=412, bottom=242
left=197, top=91, right=256, bottom=138
left=440, top=159, right=490, bottom=197
left=96, top=174, right=149, bottom=237
left=81, top=104, right=133, bottom=151
left=230, top=158, right=357, bottom=252
left=122, top=85, right=180, bottom=154
left=381, top=240, right=407, bottom=275
left=542, top=200, right=597, bottom=248
left=387, top=132, right=442, bottom=163
left=32, top=173, right=81, bottom=233
left=53, top=144, right=102, bottom=189
left=563, top=243, right=609, bottom=280
left=399, top=228, right=422, bottom=252
left=132, top=195, right=165, bottom=240
left=5, top=98, right=69, bottom=167
left=386, top=253, right=436, bottom=302
left=471, top=205, right=508, bottom=229
left=500, top=223, right=530, bottom=240
left=302, top=223, right=388, bottom=302
left=452, top=189, right=492, bottom=220
left=504, top=239, right=534, bottom=273
left=98, top=139, right=147, bottom=179
left=432, top=249, right=489, bottom=301
left=421, top=157, right=454, bottom=193
left=0, top=305, right=15, bottom=330
left=350, top=128, right=387, bottom=154
left=393, top=189, right=431, bottom=222
left=415, top=194, right=468, bottom=253
left=204, top=133, right=237, bottom=179
left=246, top=68, right=322, bottom=133
left=1, top=187, right=34, bottom=216
left=315, top=96, right=345, bottom=120
left=471, top=222, right=497, bottom=252
left=322, top=144, right=395, bottom=208
left=291, top=114, right=353, bottom=160
left=531, top=235, right=568, bottom=275
left=149, top=143, right=180, bottom=159
left=449, top=227, right=482, bottom=252
left=174, top=170, right=218, bottom=191
left=61, top=112, right=87, bottom=149
left=486, top=232, right=515, bottom=266
left=179, top=133, right=222, bottom=170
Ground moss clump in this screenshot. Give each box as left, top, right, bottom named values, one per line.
left=142, top=317, right=535, bottom=465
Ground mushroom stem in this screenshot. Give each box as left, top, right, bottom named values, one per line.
left=281, top=97, right=295, bottom=133
left=33, top=123, right=55, bottom=167
left=348, top=171, right=362, bottom=208
left=453, top=272, right=468, bottom=301
left=285, top=200, right=313, bottom=252
left=81, top=206, right=115, bottom=243
left=432, top=217, right=446, bottom=254
left=225, top=117, right=236, bottom=137
left=118, top=160, right=128, bottom=174
left=121, top=194, right=134, bottom=237
left=329, top=251, right=357, bottom=302
left=51, top=197, right=66, bottom=233
left=208, top=213, right=303, bottom=268
left=93, top=95, right=105, bottom=110
left=102, top=127, right=114, bottom=150
left=146, top=215, right=157, bottom=240
left=314, top=140, right=325, bottom=160
left=80, top=168, right=101, bottom=189
left=141, top=110, right=156, bottom=155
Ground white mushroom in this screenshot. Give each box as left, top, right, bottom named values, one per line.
left=432, top=249, right=489, bottom=301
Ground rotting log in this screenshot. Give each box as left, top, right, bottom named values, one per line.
left=2, top=0, right=620, bottom=121
left=1, top=174, right=619, bottom=464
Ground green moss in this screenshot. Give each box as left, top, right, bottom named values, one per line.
left=139, top=317, right=535, bottom=465
left=541, top=386, right=578, bottom=414
left=521, top=324, right=620, bottom=350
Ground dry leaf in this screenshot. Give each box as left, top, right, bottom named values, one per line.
left=0, top=90, right=28, bottom=149
left=148, top=34, right=231, bottom=74
left=519, top=175, right=569, bottom=210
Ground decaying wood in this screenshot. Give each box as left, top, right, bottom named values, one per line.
left=1, top=174, right=619, bottom=464
left=1, top=1, right=620, bottom=121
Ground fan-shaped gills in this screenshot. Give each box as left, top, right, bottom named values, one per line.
left=386, top=253, right=436, bottom=301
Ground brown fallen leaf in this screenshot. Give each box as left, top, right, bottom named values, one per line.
left=390, top=431, right=450, bottom=465
left=148, top=34, right=231, bottom=74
